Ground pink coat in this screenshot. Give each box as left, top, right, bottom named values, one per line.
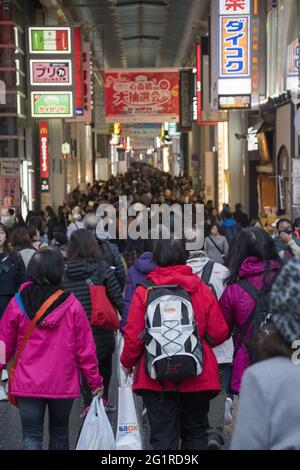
left=0, top=288, right=103, bottom=399
left=219, top=257, right=280, bottom=393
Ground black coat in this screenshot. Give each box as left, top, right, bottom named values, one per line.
left=0, top=250, right=26, bottom=318
left=63, top=258, right=124, bottom=358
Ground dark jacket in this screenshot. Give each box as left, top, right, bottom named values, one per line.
left=97, top=239, right=126, bottom=291
left=63, top=258, right=124, bottom=358
left=233, top=210, right=250, bottom=228
left=0, top=250, right=26, bottom=318
left=120, top=252, right=156, bottom=330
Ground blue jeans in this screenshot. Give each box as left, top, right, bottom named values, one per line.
left=18, top=398, right=74, bottom=450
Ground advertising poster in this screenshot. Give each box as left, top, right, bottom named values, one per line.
left=105, top=69, right=179, bottom=123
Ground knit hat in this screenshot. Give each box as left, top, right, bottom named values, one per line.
left=270, top=257, right=300, bottom=344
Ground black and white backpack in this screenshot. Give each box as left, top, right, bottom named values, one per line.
left=140, top=280, right=203, bottom=383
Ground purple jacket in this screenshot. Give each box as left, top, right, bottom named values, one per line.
left=0, top=284, right=103, bottom=398
left=120, top=252, right=156, bottom=330
left=219, top=257, right=280, bottom=393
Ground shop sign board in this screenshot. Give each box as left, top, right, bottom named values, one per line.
left=32, top=92, right=73, bottom=118
left=39, top=122, right=49, bottom=179
left=29, top=27, right=71, bottom=54
left=211, top=0, right=252, bottom=110
left=219, top=0, right=250, bottom=15
left=219, top=94, right=251, bottom=109
left=0, top=159, right=19, bottom=176
left=220, top=16, right=250, bottom=78
left=104, top=69, right=179, bottom=123
left=179, top=69, right=193, bottom=131
left=39, top=121, right=49, bottom=192
left=30, top=60, right=72, bottom=85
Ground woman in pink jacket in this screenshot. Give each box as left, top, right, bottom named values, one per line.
left=219, top=228, right=281, bottom=395
left=0, top=247, right=103, bottom=450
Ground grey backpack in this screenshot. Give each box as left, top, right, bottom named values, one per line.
left=140, top=280, right=203, bottom=382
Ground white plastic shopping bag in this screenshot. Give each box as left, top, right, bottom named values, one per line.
left=116, top=383, right=143, bottom=450
left=117, top=331, right=133, bottom=387
left=76, top=397, right=116, bottom=450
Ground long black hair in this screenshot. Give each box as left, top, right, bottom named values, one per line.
left=225, top=227, right=281, bottom=285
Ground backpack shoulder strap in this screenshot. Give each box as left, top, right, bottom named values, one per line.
left=237, top=279, right=261, bottom=302
left=201, top=261, right=214, bottom=285
left=234, top=280, right=262, bottom=348
left=208, top=235, right=225, bottom=256
left=138, top=280, right=156, bottom=289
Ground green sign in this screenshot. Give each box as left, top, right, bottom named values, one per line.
left=29, top=28, right=71, bottom=53
left=31, top=92, right=73, bottom=117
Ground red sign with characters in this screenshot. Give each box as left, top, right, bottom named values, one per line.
left=219, top=0, right=250, bottom=14
left=104, top=69, right=179, bottom=123
left=39, top=121, right=49, bottom=179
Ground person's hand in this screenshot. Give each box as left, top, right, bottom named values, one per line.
left=279, top=232, right=292, bottom=243
left=92, top=386, right=104, bottom=398
left=121, top=365, right=133, bottom=378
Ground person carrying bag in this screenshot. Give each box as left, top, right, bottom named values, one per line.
left=0, top=247, right=103, bottom=450
left=8, top=290, right=63, bottom=407
left=63, top=229, right=124, bottom=414
left=86, top=277, right=119, bottom=331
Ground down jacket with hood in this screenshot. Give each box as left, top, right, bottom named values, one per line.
left=121, top=265, right=229, bottom=396
left=219, top=256, right=280, bottom=393
left=63, top=258, right=124, bottom=358
left=0, top=282, right=103, bottom=398
left=120, top=251, right=156, bottom=331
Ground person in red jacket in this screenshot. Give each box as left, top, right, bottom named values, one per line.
left=121, top=235, right=229, bottom=450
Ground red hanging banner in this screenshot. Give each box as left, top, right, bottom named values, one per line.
left=74, top=27, right=83, bottom=115
left=39, top=122, right=49, bottom=192
left=104, top=69, right=179, bottom=123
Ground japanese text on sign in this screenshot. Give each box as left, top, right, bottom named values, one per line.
left=113, top=78, right=172, bottom=107
left=220, top=16, right=250, bottom=77
left=105, top=70, right=179, bottom=123
left=219, top=0, right=250, bottom=15
left=31, top=61, right=72, bottom=85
